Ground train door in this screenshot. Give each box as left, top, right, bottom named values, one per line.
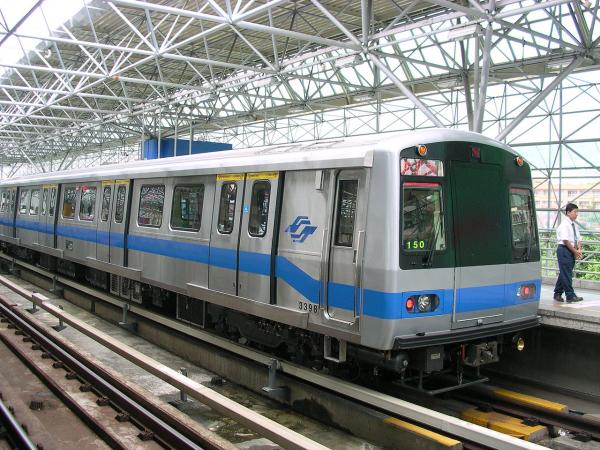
left=209, top=174, right=244, bottom=295
left=96, top=181, right=114, bottom=262
left=38, top=187, right=48, bottom=245
left=238, top=172, right=280, bottom=303
left=326, top=169, right=367, bottom=323
left=110, top=180, right=130, bottom=265
left=450, top=162, right=507, bottom=329
left=0, top=189, right=8, bottom=236
left=9, top=188, right=16, bottom=237
left=39, top=185, right=57, bottom=247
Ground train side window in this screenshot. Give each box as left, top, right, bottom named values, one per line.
left=510, top=188, right=536, bottom=248
left=217, top=182, right=237, bottom=234
left=41, top=189, right=48, bottom=216
left=79, top=185, right=97, bottom=221
left=248, top=181, right=270, bottom=237
left=114, top=185, right=126, bottom=223
left=10, top=190, right=16, bottom=213
left=138, top=184, right=165, bottom=227
left=29, top=189, right=40, bottom=215
left=0, top=191, right=6, bottom=213
left=171, top=184, right=204, bottom=231
left=19, top=190, right=29, bottom=215
left=334, top=179, right=358, bottom=246
left=49, top=188, right=56, bottom=216
left=62, top=186, right=77, bottom=219
left=101, top=186, right=111, bottom=222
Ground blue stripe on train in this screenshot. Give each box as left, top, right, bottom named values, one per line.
left=8, top=222, right=540, bottom=320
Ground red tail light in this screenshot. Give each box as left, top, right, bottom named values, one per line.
left=406, top=297, right=415, bottom=311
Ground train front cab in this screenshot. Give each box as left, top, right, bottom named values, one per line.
left=391, top=141, right=540, bottom=375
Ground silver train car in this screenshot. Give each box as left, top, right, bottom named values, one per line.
left=0, top=129, right=541, bottom=381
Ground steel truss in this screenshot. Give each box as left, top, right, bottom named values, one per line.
left=0, top=0, right=598, bottom=191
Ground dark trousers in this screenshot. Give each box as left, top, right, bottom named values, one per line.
left=554, top=245, right=576, bottom=299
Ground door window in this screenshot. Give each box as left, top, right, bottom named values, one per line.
left=19, top=190, right=29, bottom=214
left=217, top=182, right=237, bottom=234
left=114, top=185, right=127, bottom=223
left=248, top=181, right=270, bottom=237
left=41, top=189, right=48, bottom=216
left=29, top=189, right=40, bottom=215
left=49, top=188, right=56, bottom=216
left=334, top=180, right=358, bottom=247
left=101, top=186, right=111, bottom=222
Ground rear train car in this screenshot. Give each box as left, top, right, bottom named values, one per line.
left=0, top=129, right=541, bottom=385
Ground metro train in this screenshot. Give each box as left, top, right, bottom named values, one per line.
left=0, top=129, right=541, bottom=386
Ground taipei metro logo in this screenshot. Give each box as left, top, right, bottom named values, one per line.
left=285, top=216, right=317, bottom=243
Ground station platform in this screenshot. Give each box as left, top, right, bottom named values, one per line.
left=539, top=284, right=600, bottom=334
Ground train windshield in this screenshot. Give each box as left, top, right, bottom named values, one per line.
left=510, top=188, right=536, bottom=250
left=402, top=183, right=446, bottom=252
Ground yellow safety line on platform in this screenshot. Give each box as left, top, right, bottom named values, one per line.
left=462, top=409, right=547, bottom=441
left=384, top=417, right=462, bottom=447
left=493, top=388, right=568, bottom=413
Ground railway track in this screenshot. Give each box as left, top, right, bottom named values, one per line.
left=0, top=294, right=235, bottom=450
left=0, top=253, right=571, bottom=449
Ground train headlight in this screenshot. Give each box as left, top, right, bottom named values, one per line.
left=417, top=295, right=431, bottom=312
left=406, top=294, right=440, bottom=313
left=512, top=334, right=525, bottom=351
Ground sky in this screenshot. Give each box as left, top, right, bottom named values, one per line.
left=0, top=0, right=90, bottom=78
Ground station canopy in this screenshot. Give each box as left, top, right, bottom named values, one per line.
left=0, top=0, right=598, bottom=185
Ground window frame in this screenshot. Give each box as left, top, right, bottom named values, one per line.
left=0, top=191, right=7, bottom=213
left=48, top=187, right=56, bottom=217
left=19, top=189, right=30, bottom=215
left=400, top=182, right=447, bottom=254
left=248, top=180, right=271, bottom=238
left=217, top=182, right=238, bottom=235
left=114, top=184, right=127, bottom=224
left=333, top=179, right=359, bottom=247
left=509, top=187, right=537, bottom=250
left=29, top=189, right=40, bottom=216
left=137, top=184, right=165, bottom=228
left=170, top=184, right=204, bottom=232
left=41, top=188, right=48, bottom=216
left=100, top=185, right=112, bottom=222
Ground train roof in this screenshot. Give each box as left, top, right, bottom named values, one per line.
left=1, top=129, right=514, bottom=186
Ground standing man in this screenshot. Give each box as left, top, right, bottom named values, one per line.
left=554, top=203, right=583, bottom=302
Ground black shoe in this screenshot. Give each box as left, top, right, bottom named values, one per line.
left=553, top=294, right=564, bottom=302
left=566, top=296, right=583, bottom=303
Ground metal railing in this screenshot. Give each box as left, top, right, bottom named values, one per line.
left=539, top=229, right=600, bottom=288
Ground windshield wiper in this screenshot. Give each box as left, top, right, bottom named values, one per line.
left=423, top=220, right=442, bottom=267
left=522, top=222, right=533, bottom=262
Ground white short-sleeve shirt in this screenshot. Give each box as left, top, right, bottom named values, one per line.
left=556, top=217, right=580, bottom=246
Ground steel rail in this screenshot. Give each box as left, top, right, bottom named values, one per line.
left=0, top=396, right=37, bottom=450
left=0, top=256, right=542, bottom=450
left=0, top=315, right=129, bottom=450
left=0, top=273, right=328, bottom=450
left=0, top=295, right=207, bottom=450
